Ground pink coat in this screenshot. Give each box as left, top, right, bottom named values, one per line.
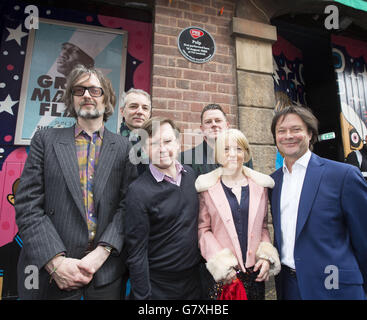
left=195, top=166, right=280, bottom=282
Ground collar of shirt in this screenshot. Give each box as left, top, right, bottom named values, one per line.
left=75, top=122, right=104, bottom=140
left=149, top=161, right=186, bottom=186
left=282, top=149, right=312, bottom=174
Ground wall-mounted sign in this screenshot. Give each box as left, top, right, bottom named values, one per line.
left=177, top=26, right=215, bottom=64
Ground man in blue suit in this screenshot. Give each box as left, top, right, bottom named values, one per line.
left=269, top=105, right=367, bottom=300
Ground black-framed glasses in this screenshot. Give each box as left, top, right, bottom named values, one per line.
left=72, top=86, right=104, bottom=97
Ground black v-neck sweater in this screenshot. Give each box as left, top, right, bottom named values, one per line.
left=125, top=165, right=200, bottom=284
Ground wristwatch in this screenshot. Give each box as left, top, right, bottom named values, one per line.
left=103, top=245, right=113, bottom=254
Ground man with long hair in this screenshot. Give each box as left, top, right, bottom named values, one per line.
left=15, top=65, right=137, bottom=299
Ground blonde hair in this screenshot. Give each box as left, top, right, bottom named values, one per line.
left=215, top=129, right=252, bottom=165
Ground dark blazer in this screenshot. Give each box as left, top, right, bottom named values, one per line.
left=270, top=152, right=367, bottom=299
left=15, top=126, right=137, bottom=299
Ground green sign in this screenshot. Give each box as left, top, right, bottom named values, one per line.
left=334, top=0, right=367, bottom=12
left=318, top=132, right=336, bottom=141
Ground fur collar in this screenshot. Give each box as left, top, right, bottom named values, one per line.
left=195, top=166, right=275, bottom=192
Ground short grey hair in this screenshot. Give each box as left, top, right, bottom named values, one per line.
left=120, top=88, right=151, bottom=109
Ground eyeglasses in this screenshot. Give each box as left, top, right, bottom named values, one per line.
left=72, top=86, right=104, bottom=97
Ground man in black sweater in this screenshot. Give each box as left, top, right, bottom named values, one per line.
left=125, top=117, right=201, bottom=299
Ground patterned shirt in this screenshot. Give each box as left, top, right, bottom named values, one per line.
left=75, top=123, right=104, bottom=242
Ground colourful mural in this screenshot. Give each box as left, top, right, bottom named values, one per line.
left=0, top=0, right=152, bottom=299
left=332, top=35, right=367, bottom=158
left=272, top=35, right=307, bottom=108
left=0, top=173, right=23, bottom=299
left=272, top=35, right=307, bottom=169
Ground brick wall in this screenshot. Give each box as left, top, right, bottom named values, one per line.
left=151, top=0, right=237, bottom=150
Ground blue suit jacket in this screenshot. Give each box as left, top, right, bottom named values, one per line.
left=270, top=153, right=367, bottom=299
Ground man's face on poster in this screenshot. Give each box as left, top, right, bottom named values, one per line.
left=57, top=42, right=94, bottom=76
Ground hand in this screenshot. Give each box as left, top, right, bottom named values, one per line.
left=78, top=245, right=110, bottom=277
left=254, top=259, right=270, bottom=282
left=48, top=257, right=93, bottom=291
left=223, top=268, right=237, bottom=285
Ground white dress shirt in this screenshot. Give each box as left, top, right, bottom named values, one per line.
left=280, top=150, right=312, bottom=269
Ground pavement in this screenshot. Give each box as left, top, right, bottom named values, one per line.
left=265, top=276, right=277, bottom=300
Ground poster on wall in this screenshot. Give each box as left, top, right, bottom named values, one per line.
left=14, top=18, right=128, bottom=145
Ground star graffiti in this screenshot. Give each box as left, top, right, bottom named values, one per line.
left=0, top=95, right=19, bottom=115
left=6, top=24, right=28, bottom=46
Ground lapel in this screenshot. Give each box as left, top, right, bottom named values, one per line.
left=93, top=128, right=117, bottom=208
left=295, top=153, right=325, bottom=240
left=53, top=126, right=86, bottom=219
left=271, top=169, right=283, bottom=248
left=208, top=181, right=244, bottom=269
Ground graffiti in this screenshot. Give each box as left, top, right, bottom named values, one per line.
left=0, top=173, right=24, bottom=300
left=272, top=36, right=307, bottom=169
left=332, top=35, right=367, bottom=157
left=0, top=0, right=152, bottom=299
left=273, top=36, right=307, bottom=108
left=7, top=178, right=20, bottom=206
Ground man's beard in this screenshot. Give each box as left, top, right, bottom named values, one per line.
left=77, top=108, right=104, bottom=119
left=76, top=102, right=104, bottom=119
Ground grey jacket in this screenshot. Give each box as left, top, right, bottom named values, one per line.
left=15, top=125, right=137, bottom=299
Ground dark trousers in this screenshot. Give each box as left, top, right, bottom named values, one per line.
left=278, top=265, right=302, bottom=300
left=49, top=275, right=127, bottom=300
left=149, top=265, right=201, bottom=300
left=198, top=260, right=214, bottom=299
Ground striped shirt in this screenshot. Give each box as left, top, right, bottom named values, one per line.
left=75, top=123, right=104, bottom=242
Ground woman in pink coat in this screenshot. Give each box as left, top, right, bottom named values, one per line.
left=195, top=129, right=280, bottom=300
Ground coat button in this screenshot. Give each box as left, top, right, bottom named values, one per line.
left=49, top=209, right=55, bottom=215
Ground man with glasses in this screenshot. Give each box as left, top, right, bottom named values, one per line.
left=15, top=65, right=137, bottom=299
